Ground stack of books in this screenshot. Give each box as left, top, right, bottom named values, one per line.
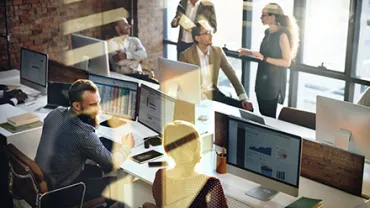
left=1, top=113, right=43, bottom=133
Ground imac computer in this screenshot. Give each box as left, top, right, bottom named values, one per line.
left=158, top=57, right=201, bottom=104
left=20, top=47, right=48, bottom=95
left=316, top=95, right=370, bottom=159
left=214, top=111, right=265, bottom=148
left=89, top=74, right=138, bottom=126
left=226, top=115, right=302, bottom=201
left=72, top=34, right=110, bottom=77
left=138, top=84, right=176, bottom=135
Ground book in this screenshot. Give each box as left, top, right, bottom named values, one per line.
left=0, top=121, right=43, bottom=133
left=178, top=14, right=196, bottom=30
left=7, top=113, right=40, bottom=127
left=285, top=197, right=323, bottom=208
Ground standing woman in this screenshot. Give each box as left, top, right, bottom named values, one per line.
left=238, top=3, right=299, bottom=118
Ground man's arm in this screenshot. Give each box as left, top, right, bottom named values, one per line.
left=208, top=4, right=217, bottom=33
left=81, top=133, right=131, bottom=172
left=219, top=48, right=247, bottom=100
left=125, top=38, right=147, bottom=61
left=179, top=51, right=187, bottom=63
left=171, top=1, right=183, bottom=28
left=358, top=87, right=370, bottom=107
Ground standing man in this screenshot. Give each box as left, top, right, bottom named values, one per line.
left=108, top=17, right=147, bottom=75
left=179, top=21, right=253, bottom=111
left=172, top=0, right=217, bottom=59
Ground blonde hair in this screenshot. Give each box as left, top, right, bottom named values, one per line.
left=163, top=120, right=201, bottom=164
left=264, top=3, right=300, bottom=59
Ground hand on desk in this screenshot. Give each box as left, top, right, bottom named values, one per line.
left=122, top=133, right=135, bottom=149
left=4, top=89, right=27, bottom=103
left=241, top=100, right=253, bottom=112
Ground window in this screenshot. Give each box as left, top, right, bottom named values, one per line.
left=217, top=57, right=242, bottom=99
left=296, top=72, right=345, bottom=112
left=164, top=0, right=180, bottom=43
left=212, top=0, right=244, bottom=50
left=301, top=0, right=351, bottom=72
left=355, top=0, right=370, bottom=79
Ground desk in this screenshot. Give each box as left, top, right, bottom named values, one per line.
left=1, top=70, right=369, bottom=207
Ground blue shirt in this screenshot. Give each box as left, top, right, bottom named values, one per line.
left=35, top=107, right=113, bottom=190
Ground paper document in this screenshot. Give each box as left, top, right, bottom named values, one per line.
left=179, top=14, right=196, bottom=30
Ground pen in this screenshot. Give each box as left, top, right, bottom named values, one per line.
left=221, top=147, right=225, bottom=158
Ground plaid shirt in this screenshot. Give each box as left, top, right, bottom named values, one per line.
left=35, top=107, right=117, bottom=190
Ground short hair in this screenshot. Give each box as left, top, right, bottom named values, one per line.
left=163, top=120, right=201, bottom=164
left=191, top=22, right=202, bottom=44
left=68, top=79, right=98, bottom=105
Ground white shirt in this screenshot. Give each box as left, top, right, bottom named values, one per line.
left=181, top=0, right=200, bottom=43
left=196, top=47, right=248, bottom=101
left=108, top=36, right=147, bottom=74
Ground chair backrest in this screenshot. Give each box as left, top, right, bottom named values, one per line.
left=278, top=107, right=316, bottom=130
left=5, top=144, right=48, bottom=207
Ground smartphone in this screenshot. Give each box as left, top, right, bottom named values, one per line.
left=148, top=161, right=168, bottom=168
left=131, top=150, right=163, bottom=164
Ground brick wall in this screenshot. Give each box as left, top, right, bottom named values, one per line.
left=137, top=0, right=163, bottom=75
left=0, top=0, right=164, bottom=73
left=0, top=0, right=130, bottom=70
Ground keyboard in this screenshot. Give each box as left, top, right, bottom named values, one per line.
left=226, top=196, right=253, bottom=208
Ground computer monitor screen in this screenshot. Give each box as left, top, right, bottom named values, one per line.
left=20, top=47, right=48, bottom=94
left=316, top=95, right=370, bottom=159
left=226, top=116, right=302, bottom=200
left=72, top=34, right=110, bottom=77
left=46, top=82, right=71, bottom=108
left=158, top=57, right=201, bottom=104
left=214, top=111, right=265, bottom=147
left=89, top=74, right=138, bottom=120
left=138, top=84, right=176, bottom=134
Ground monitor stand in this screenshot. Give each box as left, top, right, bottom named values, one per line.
left=245, top=186, right=278, bottom=201
left=333, top=128, right=352, bottom=150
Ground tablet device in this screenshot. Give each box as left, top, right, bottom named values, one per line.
left=131, top=150, right=163, bottom=164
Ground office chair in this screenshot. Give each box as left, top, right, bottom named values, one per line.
left=5, top=143, right=106, bottom=208
left=278, top=107, right=316, bottom=130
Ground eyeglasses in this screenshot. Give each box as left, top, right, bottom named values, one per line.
left=261, top=14, right=271, bottom=18
left=199, top=30, right=213, bottom=36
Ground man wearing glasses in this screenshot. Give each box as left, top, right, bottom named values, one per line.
left=179, top=21, right=253, bottom=111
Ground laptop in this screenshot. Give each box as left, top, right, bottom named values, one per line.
left=44, top=82, right=71, bottom=109
left=239, top=109, right=265, bottom=125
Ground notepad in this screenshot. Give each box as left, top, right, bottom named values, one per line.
left=285, top=197, right=322, bottom=208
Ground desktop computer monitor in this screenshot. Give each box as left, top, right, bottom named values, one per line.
left=214, top=111, right=265, bottom=147
left=72, top=34, right=110, bottom=77
left=44, top=82, right=71, bottom=109
left=226, top=115, right=302, bottom=201
left=138, top=84, right=176, bottom=135
left=20, top=47, right=48, bottom=95
left=158, top=57, right=201, bottom=104
left=316, top=95, right=370, bottom=159
left=89, top=74, right=138, bottom=120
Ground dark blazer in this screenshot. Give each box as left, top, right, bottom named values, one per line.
left=172, top=0, right=217, bottom=43
left=179, top=44, right=246, bottom=97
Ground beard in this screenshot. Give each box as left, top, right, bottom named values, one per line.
left=77, top=114, right=99, bottom=128
left=77, top=106, right=100, bottom=128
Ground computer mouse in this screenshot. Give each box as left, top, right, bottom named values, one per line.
left=198, top=115, right=209, bottom=121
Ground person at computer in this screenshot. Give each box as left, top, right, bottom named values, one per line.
left=179, top=20, right=253, bottom=111
left=144, top=120, right=228, bottom=207
left=108, top=17, right=147, bottom=75
left=35, top=79, right=135, bottom=207
left=0, top=85, right=27, bottom=106
left=171, top=0, right=217, bottom=59
left=238, top=3, right=299, bottom=118
left=358, top=87, right=370, bottom=107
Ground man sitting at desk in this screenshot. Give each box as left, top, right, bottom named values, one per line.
left=0, top=85, right=27, bottom=106
left=35, top=79, right=135, bottom=206
left=179, top=20, right=253, bottom=111
left=108, top=17, right=147, bottom=75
